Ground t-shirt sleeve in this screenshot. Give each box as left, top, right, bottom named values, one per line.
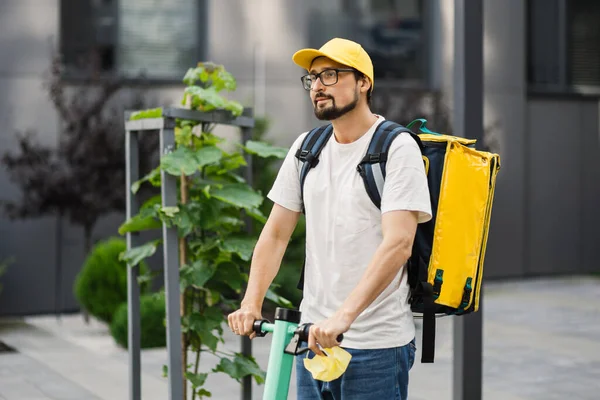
left=380, top=133, right=433, bottom=223
left=266, top=133, right=308, bottom=213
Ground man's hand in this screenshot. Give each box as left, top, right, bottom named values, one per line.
left=228, top=305, right=262, bottom=339
left=308, top=312, right=352, bottom=356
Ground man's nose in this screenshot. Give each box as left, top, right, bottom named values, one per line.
left=311, top=77, right=325, bottom=92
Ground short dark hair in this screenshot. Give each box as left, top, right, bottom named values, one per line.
left=353, top=70, right=372, bottom=105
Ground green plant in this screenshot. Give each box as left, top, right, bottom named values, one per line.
left=118, top=62, right=291, bottom=399
left=110, top=292, right=167, bottom=349
left=74, top=237, right=149, bottom=324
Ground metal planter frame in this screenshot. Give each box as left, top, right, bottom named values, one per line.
left=124, top=107, right=255, bottom=400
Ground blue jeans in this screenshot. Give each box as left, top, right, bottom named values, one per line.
left=296, top=338, right=416, bottom=400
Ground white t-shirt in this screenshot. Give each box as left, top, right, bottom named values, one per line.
left=267, top=115, right=432, bottom=349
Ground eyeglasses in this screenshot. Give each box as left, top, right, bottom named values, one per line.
left=300, top=68, right=356, bottom=91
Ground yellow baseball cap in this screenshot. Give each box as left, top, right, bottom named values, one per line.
left=292, top=38, right=374, bottom=90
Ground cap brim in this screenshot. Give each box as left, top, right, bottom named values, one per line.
left=292, top=48, right=351, bottom=72
left=292, top=49, right=328, bottom=71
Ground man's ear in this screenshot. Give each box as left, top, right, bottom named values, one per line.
left=360, top=76, right=372, bottom=94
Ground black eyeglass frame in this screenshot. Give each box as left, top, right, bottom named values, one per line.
left=300, top=68, right=357, bottom=90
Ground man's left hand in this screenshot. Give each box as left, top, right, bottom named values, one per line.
left=308, top=313, right=351, bottom=356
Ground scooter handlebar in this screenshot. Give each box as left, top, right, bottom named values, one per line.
left=252, top=319, right=270, bottom=337
left=299, top=323, right=344, bottom=343
left=252, top=320, right=343, bottom=343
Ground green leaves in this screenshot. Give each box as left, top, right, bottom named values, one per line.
left=180, top=236, right=254, bottom=293
left=180, top=201, right=221, bottom=232
left=118, top=196, right=163, bottom=235
left=195, top=388, right=212, bottom=398
left=220, top=236, right=256, bottom=262
left=161, top=146, right=223, bottom=176
left=180, top=260, right=216, bottom=289
left=183, top=62, right=237, bottom=92
left=181, top=62, right=243, bottom=116
left=184, top=86, right=243, bottom=117
left=161, top=147, right=198, bottom=176
left=265, top=288, right=294, bottom=309
left=213, top=354, right=266, bottom=384
left=118, top=212, right=161, bottom=235
left=186, top=372, right=208, bottom=388
left=182, top=307, right=225, bottom=352
left=218, top=153, right=247, bottom=173
left=243, top=140, right=288, bottom=159
left=224, top=101, right=244, bottom=117
left=196, top=146, right=224, bottom=168
left=119, top=240, right=161, bottom=267
left=175, top=125, right=193, bottom=146
left=211, top=184, right=263, bottom=210
left=161, top=206, right=179, bottom=218
left=244, top=207, right=267, bottom=225
left=129, top=107, right=163, bottom=120
left=211, top=262, right=246, bottom=293
left=131, top=167, right=161, bottom=194
left=170, top=205, right=195, bottom=237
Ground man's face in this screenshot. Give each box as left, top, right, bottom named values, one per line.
left=308, top=57, right=360, bottom=121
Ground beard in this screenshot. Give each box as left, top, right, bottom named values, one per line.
left=313, top=90, right=359, bottom=121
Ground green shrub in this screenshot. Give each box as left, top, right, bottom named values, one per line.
left=110, top=293, right=166, bottom=349
left=74, top=237, right=148, bottom=324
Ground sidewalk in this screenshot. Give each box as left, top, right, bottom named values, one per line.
left=1, top=275, right=599, bottom=400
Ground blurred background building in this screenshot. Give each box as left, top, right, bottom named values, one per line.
left=1, top=0, right=599, bottom=316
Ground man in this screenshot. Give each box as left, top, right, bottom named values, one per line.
left=228, top=37, right=432, bottom=399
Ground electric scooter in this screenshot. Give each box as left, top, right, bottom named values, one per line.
left=252, top=307, right=343, bottom=400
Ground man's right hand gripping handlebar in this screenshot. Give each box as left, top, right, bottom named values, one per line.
left=227, top=304, right=263, bottom=340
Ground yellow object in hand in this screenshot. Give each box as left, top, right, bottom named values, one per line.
left=303, top=347, right=352, bottom=382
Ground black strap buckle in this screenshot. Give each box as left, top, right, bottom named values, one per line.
left=369, top=153, right=382, bottom=163
left=360, top=152, right=387, bottom=164
left=432, top=269, right=443, bottom=299
left=296, top=149, right=309, bottom=160
left=458, top=277, right=473, bottom=312
left=296, top=149, right=319, bottom=167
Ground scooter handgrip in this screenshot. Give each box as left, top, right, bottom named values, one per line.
left=253, top=319, right=269, bottom=337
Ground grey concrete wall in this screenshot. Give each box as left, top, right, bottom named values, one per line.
left=0, top=0, right=62, bottom=315
left=527, top=98, right=600, bottom=276
left=481, top=0, right=528, bottom=279
left=583, top=102, right=600, bottom=274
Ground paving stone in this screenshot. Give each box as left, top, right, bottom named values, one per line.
left=0, top=352, right=101, bottom=400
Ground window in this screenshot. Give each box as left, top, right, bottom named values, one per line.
left=309, top=0, right=426, bottom=82
left=568, top=0, right=600, bottom=87
left=60, top=0, right=207, bottom=80
left=528, top=0, right=600, bottom=90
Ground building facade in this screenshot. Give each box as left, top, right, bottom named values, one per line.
left=1, top=0, right=598, bottom=315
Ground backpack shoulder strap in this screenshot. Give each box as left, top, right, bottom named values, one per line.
left=358, top=120, right=423, bottom=209
left=295, top=124, right=334, bottom=209
left=294, top=124, right=333, bottom=292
